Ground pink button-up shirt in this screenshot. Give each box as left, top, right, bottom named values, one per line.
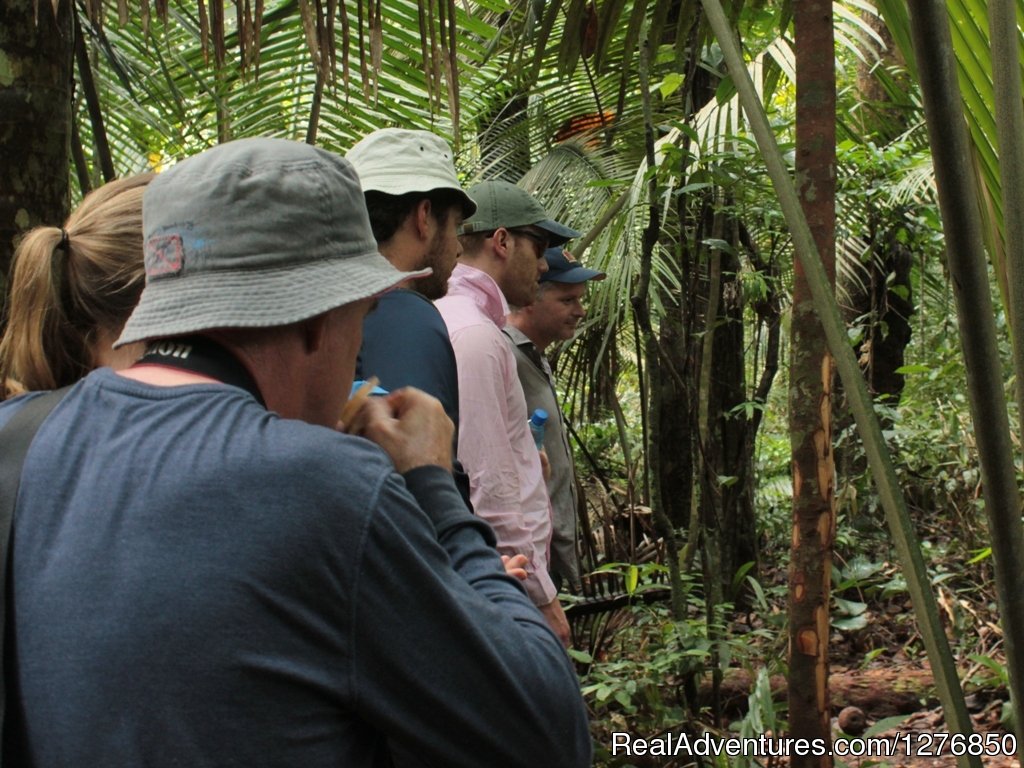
left=435, top=263, right=557, bottom=606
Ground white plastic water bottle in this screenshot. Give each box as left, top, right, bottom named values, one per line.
left=528, top=408, right=548, bottom=450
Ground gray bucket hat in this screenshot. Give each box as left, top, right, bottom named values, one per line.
left=117, top=137, right=427, bottom=346
left=458, top=180, right=580, bottom=247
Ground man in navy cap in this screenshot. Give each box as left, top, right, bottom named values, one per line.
left=505, top=247, right=604, bottom=594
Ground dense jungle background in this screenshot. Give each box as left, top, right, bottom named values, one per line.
left=4, top=1, right=1024, bottom=766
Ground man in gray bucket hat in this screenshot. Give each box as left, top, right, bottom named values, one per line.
left=0, top=138, right=591, bottom=768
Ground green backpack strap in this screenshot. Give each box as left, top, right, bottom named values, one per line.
left=0, top=387, right=70, bottom=758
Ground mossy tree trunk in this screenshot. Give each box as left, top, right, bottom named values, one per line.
left=656, top=284, right=694, bottom=531
left=698, top=208, right=761, bottom=605
left=788, top=3, right=837, bottom=766
left=0, top=0, right=74, bottom=308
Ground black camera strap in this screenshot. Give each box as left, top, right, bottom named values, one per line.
left=137, top=336, right=266, bottom=407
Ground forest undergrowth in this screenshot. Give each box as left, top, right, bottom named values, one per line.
left=569, top=311, right=1015, bottom=767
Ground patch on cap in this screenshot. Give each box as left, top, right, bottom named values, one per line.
left=146, top=234, right=185, bottom=278
left=541, top=245, right=605, bottom=283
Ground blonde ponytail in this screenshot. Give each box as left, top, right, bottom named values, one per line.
left=0, top=173, right=154, bottom=398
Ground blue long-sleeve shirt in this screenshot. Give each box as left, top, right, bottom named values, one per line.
left=1, top=368, right=591, bottom=767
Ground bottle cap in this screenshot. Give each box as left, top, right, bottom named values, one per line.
left=530, top=408, right=548, bottom=427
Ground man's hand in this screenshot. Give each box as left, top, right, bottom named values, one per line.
left=501, top=554, right=529, bottom=581
left=539, top=597, right=571, bottom=647
left=538, top=447, right=551, bottom=482
left=342, top=387, right=453, bottom=474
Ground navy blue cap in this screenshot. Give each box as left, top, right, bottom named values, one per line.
left=541, top=247, right=606, bottom=284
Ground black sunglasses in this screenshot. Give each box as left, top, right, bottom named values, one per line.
left=506, top=228, right=550, bottom=250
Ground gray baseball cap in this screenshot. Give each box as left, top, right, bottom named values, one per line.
left=116, top=137, right=427, bottom=346
left=458, top=180, right=580, bottom=247
left=346, top=128, right=476, bottom=218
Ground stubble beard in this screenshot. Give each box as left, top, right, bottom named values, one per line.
left=507, top=253, right=540, bottom=307
left=417, top=233, right=455, bottom=301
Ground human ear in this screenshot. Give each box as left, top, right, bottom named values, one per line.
left=493, top=227, right=511, bottom=260
left=415, top=198, right=433, bottom=239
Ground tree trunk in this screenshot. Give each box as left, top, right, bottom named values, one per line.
left=635, top=37, right=686, bottom=622
left=715, top=239, right=759, bottom=592
left=834, top=234, right=915, bottom=490
left=699, top=210, right=760, bottom=606
left=858, top=238, right=914, bottom=402
left=788, top=3, right=837, bottom=766
left=853, top=8, right=910, bottom=142
left=843, top=14, right=916, bottom=403
left=834, top=13, right=916, bottom=485
left=0, top=0, right=74, bottom=307
left=656, top=286, right=694, bottom=531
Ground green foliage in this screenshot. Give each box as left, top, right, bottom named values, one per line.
left=852, top=314, right=996, bottom=548
left=568, top=378, right=645, bottom=491
left=830, top=555, right=904, bottom=632
left=583, top=607, right=706, bottom=765
left=572, top=411, right=629, bottom=478
left=729, top=668, right=784, bottom=768
left=970, top=653, right=1009, bottom=690
left=582, top=572, right=773, bottom=767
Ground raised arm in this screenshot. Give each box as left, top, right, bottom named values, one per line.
left=345, top=391, right=590, bottom=767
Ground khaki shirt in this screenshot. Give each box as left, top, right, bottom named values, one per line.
left=503, top=324, right=581, bottom=592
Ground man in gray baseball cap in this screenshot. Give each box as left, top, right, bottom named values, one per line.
left=459, top=179, right=579, bottom=246
left=436, top=180, right=581, bottom=646
left=0, top=138, right=591, bottom=768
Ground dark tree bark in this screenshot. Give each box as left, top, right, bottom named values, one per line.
left=712, top=243, right=759, bottom=588
left=697, top=210, right=761, bottom=606
left=847, top=236, right=914, bottom=402
left=0, top=0, right=74, bottom=305
left=656, top=286, right=694, bottom=531
left=788, top=2, right=837, bottom=766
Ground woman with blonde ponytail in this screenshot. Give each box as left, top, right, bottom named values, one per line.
left=0, top=173, right=154, bottom=399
